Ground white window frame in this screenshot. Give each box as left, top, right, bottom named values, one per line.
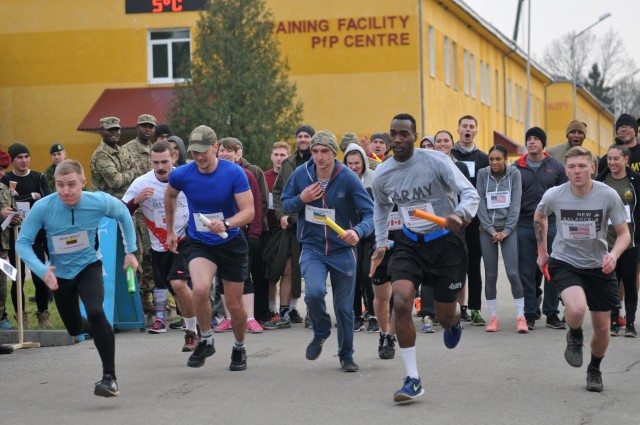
left=463, top=49, right=469, bottom=95
left=444, top=36, right=450, bottom=86
left=485, top=63, right=491, bottom=107
left=147, top=28, right=192, bottom=84
left=479, top=59, right=485, bottom=104
left=470, top=54, right=476, bottom=99
left=452, top=41, right=458, bottom=91
left=495, top=70, right=500, bottom=112
left=428, top=26, right=435, bottom=78
left=507, top=79, right=513, bottom=117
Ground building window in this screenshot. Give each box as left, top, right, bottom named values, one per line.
left=452, top=42, right=458, bottom=91
left=428, top=26, right=435, bottom=78
left=507, top=79, right=512, bottom=117
left=495, top=70, right=500, bottom=112
left=444, top=36, right=451, bottom=86
left=148, top=29, right=191, bottom=84
left=479, top=60, right=485, bottom=104
left=470, top=54, right=476, bottom=99
left=485, top=64, right=491, bottom=107
left=463, top=49, right=469, bottom=95
left=515, top=85, right=522, bottom=122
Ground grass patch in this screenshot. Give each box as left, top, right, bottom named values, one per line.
left=3, top=279, right=65, bottom=330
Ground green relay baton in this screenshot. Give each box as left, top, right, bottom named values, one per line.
left=126, top=265, right=136, bottom=295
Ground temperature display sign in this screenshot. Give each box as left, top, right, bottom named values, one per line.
left=125, top=0, right=208, bottom=14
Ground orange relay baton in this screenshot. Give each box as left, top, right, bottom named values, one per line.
left=413, top=209, right=447, bottom=228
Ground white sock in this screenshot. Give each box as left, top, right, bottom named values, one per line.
left=486, top=299, right=498, bottom=318
left=514, top=298, right=525, bottom=317
left=269, top=301, right=276, bottom=312
left=247, top=317, right=255, bottom=322
left=201, top=329, right=213, bottom=345
left=399, top=346, right=419, bottom=379
left=290, top=298, right=298, bottom=310
left=184, top=316, right=197, bottom=333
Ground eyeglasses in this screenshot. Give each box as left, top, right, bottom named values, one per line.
left=618, top=125, right=634, bottom=131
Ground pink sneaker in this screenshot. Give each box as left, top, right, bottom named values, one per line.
left=214, top=318, right=233, bottom=333
left=516, top=316, right=529, bottom=333
left=247, top=319, right=263, bottom=334
left=485, top=316, right=499, bottom=332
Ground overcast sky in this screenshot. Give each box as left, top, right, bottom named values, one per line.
left=462, top=0, right=640, bottom=78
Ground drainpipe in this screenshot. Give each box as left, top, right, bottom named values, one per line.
left=418, top=0, right=425, bottom=137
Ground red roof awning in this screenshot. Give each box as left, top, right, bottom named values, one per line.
left=493, top=130, right=526, bottom=155
left=77, top=87, right=175, bottom=131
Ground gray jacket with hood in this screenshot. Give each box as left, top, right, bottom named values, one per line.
left=343, top=143, right=375, bottom=188
left=475, top=164, right=522, bottom=236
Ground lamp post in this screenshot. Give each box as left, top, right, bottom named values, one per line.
left=572, top=12, right=611, bottom=120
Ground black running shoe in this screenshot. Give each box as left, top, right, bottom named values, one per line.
left=586, top=366, right=603, bottom=392
left=366, top=317, right=380, bottom=333
left=526, top=317, right=536, bottom=330
left=545, top=314, right=566, bottom=329
left=169, top=317, right=185, bottom=330
left=230, top=346, right=247, bottom=371
left=187, top=340, right=215, bottom=368
left=354, top=316, right=364, bottom=332
left=289, top=309, right=304, bottom=323
left=94, top=374, right=119, bottom=397
left=460, top=306, right=471, bottom=322
left=564, top=330, right=583, bottom=368
left=306, top=335, right=329, bottom=360
left=379, top=334, right=396, bottom=360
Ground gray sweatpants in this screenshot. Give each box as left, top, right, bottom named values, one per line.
left=480, top=232, right=523, bottom=300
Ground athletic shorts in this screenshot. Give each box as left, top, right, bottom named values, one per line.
left=387, top=230, right=467, bottom=303
left=150, top=243, right=189, bottom=290
left=371, top=248, right=392, bottom=286
left=181, top=233, right=249, bottom=283
left=548, top=257, right=619, bottom=312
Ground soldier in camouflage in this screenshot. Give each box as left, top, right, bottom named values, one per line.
left=122, top=114, right=157, bottom=314
left=90, top=117, right=135, bottom=198
left=0, top=148, right=20, bottom=330
left=43, top=143, right=67, bottom=192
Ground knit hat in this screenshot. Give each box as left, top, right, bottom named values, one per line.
left=0, top=149, right=10, bottom=167
left=525, top=127, right=547, bottom=147
left=8, top=142, right=30, bottom=161
left=616, top=114, right=638, bottom=135
left=339, top=132, right=359, bottom=152
left=154, top=124, right=172, bottom=138
left=370, top=132, right=390, bottom=149
left=50, top=143, right=65, bottom=154
left=310, top=130, right=338, bottom=155
left=565, top=120, right=587, bottom=137
left=295, top=125, right=315, bottom=138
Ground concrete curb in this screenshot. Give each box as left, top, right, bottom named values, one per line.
left=0, top=330, right=76, bottom=347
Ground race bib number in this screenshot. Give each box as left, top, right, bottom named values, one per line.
left=461, top=161, right=476, bottom=178
left=486, top=190, right=511, bottom=209
left=52, top=231, right=90, bottom=254
left=153, top=208, right=167, bottom=228
left=389, top=212, right=402, bottom=230
left=194, top=212, right=224, bottom=233
left=399, top=203, right=434, bottom=229
left=305, top=205, right=336, bottom=225
left=268, top=193, right=274, bottom=210
left=16, top=201, right=30, bottom=219
left=561, top=220, right=597, bottom=240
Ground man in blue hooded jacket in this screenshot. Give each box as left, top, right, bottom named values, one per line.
left=281, top=130, right=374, bottom=372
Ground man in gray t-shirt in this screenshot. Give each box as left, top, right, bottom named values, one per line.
left=534, top=146, right=629, bottom=393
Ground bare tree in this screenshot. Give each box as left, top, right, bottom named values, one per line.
left=598, top=28, right=625, bottom=83
left=613, top=73, right=640, bottom=116
left=542, top=31, right=595, bottom=83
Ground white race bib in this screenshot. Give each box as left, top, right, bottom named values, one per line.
left=486, top=190, right=511, bottom=209
left=153, top=208, right=167, bottom=228
left=461, top=161, right=476, bottom=178
left=561, top=220, right=597, bottom=240
left=305, top=205, right=336, bottom=225
left=389, top=212, right=402, bottom=230
left=16, top=201, right=30, bottom=219
left=52, top=231, right=90, bottom=254
left=194, top=212, right=224, bottom=233
left=268, top=193, right=274, bottom=210
left=399, top=203, right=434, bottom=229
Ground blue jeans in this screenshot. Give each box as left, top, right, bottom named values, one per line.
left=301, top=247, right=357, bottom=360
left=517, top=224, right=560, bottom=318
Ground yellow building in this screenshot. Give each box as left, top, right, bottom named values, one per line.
left=0, top=0, right=615, bottom=184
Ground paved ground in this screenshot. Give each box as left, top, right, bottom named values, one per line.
left=2, top=271, right=640, bottom=425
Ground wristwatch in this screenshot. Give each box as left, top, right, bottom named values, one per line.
left=223, top=219, right=231, bottom=230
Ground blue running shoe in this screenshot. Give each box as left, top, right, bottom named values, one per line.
left=443, top=320, right=462, bottom=349
left=393, top=376, right=425, bottom=403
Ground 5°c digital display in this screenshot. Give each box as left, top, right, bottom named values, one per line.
left=125, top=0, right=208, bottom=14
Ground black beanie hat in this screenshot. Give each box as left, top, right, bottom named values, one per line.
left=8, top=142, right=30, bottom=161
left=370, top=132, right=390, bottom=149
left=296, top=125, right=315, bottom=138
left=525, top=127, right=547, bottom=147
left=615, top=114, right=638, bottom=135
left=154, top=124, right=173, bottom=138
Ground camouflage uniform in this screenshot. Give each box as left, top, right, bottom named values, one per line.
left=43, top=163, right=56, bottom=193
left=0, top=184, right=16, bottom=322
left=121, top=138, right=155, bottom=305
left=90, top=141, right=136, bottom=199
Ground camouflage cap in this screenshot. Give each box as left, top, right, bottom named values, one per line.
left=311, top=130, right=338, bottom=155
left=187, top=125, right=218, bottom=153
left=137, top=114, right=157, bottom=126
left=339, top=132, right=359, bottom=152
left=100, top=117, right=121, bottom=129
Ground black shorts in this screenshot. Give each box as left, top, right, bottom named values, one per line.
left=371, top=249, right=392, bottom=286
left=181, top=233, right=249, bottom=283
left=548, top=257, right=619, bottom=312
left=150, top=244, right=190, bottom=290
left=388, top=231, right=467, bottom=303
